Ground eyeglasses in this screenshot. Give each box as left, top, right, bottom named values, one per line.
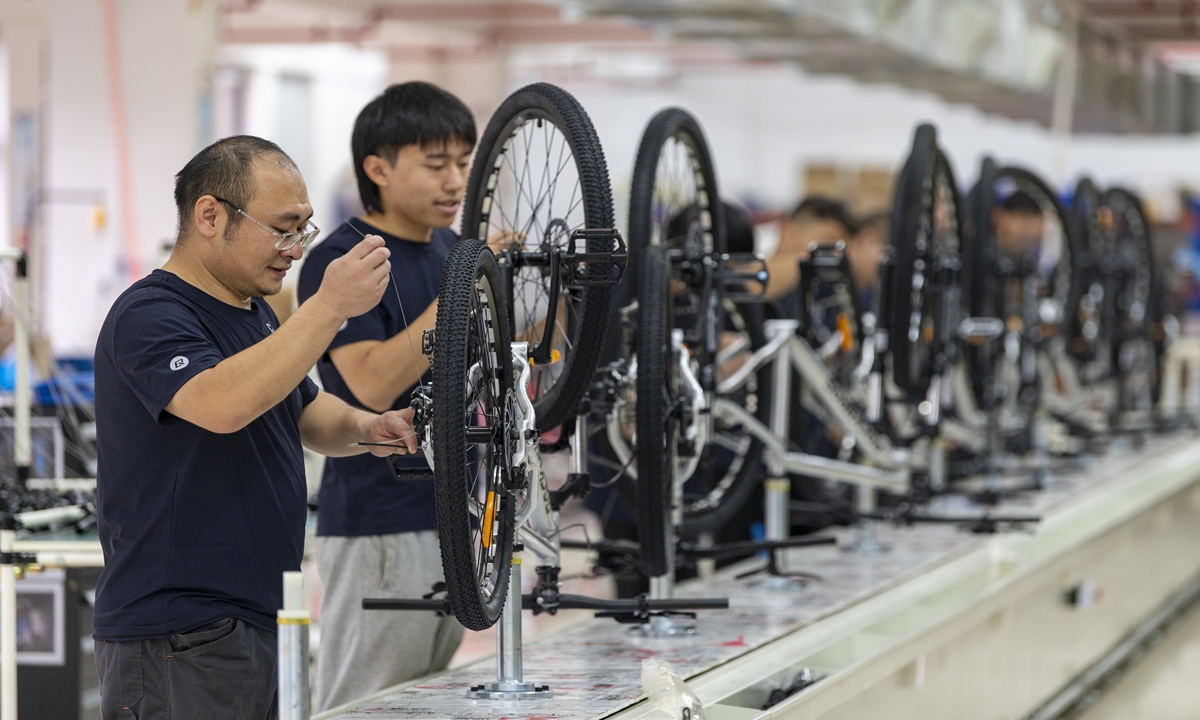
left=213, top=197, right=320, bottom=251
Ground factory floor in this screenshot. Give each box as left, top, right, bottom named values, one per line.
left=1073, top=600, right=1200, bottom=720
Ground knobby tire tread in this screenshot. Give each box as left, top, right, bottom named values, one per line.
left=433, top=239, right=514, bottom=631
left=462, top=82, right=613, bottom=431
left=635, top=243, right=673, bottom=578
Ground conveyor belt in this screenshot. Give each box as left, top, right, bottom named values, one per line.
left=321, top=433, right=1200, bottom=720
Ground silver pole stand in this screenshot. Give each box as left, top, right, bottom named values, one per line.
left=763, top=320, right=799, bottom=586
left=985, top=414, right=1002, bottom=496
left=1029, top=411, right=1051, bottom=488
left=570, top=414, right=586, bottom=477
left=277, top=571, right=311, bottom=720
left=640, top=418, right=694, bottom=635
left=1, top=520, right=18, bottom=720
left=929, top=437, right=947, bottom=493
left=846, top=484, right=887, bottom=555
left=469, top=557, right=552, bottom=699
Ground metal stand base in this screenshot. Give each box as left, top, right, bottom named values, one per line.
left=470, top=555, right=554, bottom=700
left=844, top=520, right=890, bottom=556
left=845, top=486, right=889, bottom=555
left=468, top=682, right=554, bottom=700
left=629, top=614, right=697, bottom=637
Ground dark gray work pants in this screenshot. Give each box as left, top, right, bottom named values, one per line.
left=95, top=618, right=277, bottom=720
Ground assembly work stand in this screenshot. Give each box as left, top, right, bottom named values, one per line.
left=318, top=432, right=1200, bottom=720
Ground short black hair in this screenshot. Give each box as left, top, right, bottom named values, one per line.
left=1000, top=190, right=1042, bottom=215
left=789, top=196, right=857, bottom=235
left=352, top=82, right=477, bottom=214
left=174, top=135, right=295, bottom=238
left=724, top=201, right=756, bottom=254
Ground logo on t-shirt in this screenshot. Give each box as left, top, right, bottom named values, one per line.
left=169, top=356, right=189, bottom=371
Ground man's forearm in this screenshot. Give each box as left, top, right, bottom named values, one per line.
left=766, top=252, right=802, bottom=300
left=299, top=391, right=375, bottom=457
left=332, top=301, right=436, bottom=412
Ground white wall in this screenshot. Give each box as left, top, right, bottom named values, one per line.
left=217, top=43, right=388, bottom=241
left=43, top=0, right=216, bottom=356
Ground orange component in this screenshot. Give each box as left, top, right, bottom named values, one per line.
left=528, top=349, right=562, bottom=367
left=482, top=491, right=497, bottom=549
left=837, top=313, right=854, bottom=352
left=1007, top=316, right=1023, bottom=333
left=922, top=324, right=934, bottom=343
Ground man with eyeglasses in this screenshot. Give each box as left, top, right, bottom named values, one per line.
left=92, top=135, right=417, bottom=720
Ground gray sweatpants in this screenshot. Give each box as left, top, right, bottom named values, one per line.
left=315, top=531, right=463, bottom=712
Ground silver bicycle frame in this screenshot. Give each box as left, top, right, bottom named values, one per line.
left=509, top=342, right=561, bottom=567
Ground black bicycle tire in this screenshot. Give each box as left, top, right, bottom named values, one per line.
left=963, top=157, right=999, bottom=410
left=998, top=166, right=1082, bottom=340
left=432, top=238, right=516, bottom=631
left=963, top=157, right=998, bottom=321
left=1069, top=178, right=1110, bottom=366
left=627, top=108, right=728, bottom=268
left=1101, top=187, right=1155, bottom=339
left=461, top=82, right=614, bottom=431
left=635, top=243, right=674, bottom=578
left=626, top=109, right=768, bottom=545
left=603, top=298, right=771, bottom=535
left=888, top=123, right=963, bottom=398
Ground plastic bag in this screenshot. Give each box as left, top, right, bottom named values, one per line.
left=640, top=658, right=705, bottom=720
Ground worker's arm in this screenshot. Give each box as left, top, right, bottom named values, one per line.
left=765, top=251, right=804, bottom=299
left=165, top=236, right=392, bottom=434
left=297, top=390, right=418, bottom=457
left=329, top=301, right=437, bottom=413
left=329, top=231, right=522, bottom=413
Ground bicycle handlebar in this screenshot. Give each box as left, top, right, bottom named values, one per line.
left=363, top=593, right=729, bottom=614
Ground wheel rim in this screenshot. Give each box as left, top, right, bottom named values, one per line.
left=462, top=269, right=508, bottom=604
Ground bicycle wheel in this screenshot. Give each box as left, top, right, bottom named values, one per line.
left=1101, top=188, right=1154, bottom=340
left=963, top=157, right=1000, bottom=411
left=634, top=243, right=675, bottom=577
left=462, top=83, right=614, bottom=431
left=1102, top=187, right=1159, bottom=412
left=965, top=163, right=1080, bottom=411
left=626, top=109, right=770, bottom=561
left=1068, top=178, right=1111, bottom=373
left=432, top=238, right=516, bottom=631
left=888, top=123, right=964, bottom=399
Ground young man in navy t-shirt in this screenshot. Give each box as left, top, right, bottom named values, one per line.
left=92, top=135, right=418, bottom=720
left=298, top=82, right=507, bottom=710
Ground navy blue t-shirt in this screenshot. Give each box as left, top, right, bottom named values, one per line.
left=297, top=218, right=455, bottom=536
left=92, top=270, right=319, bottom=641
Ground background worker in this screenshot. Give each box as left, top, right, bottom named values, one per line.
left=297, top=81, right=504, bottom=711
left=846, top=209, right=889, bottom=308
left=765, top=196, right=857, bottom=300
left=93, top=135, right=416, bottom=720
left=994, top=190, right=1046, bottom=257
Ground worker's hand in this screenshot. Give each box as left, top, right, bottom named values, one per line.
left=316, top=235, right=391, bottom=319
left=486, top=230, right=523, bottom=255
left=362, top=407, right=419, bottom=457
